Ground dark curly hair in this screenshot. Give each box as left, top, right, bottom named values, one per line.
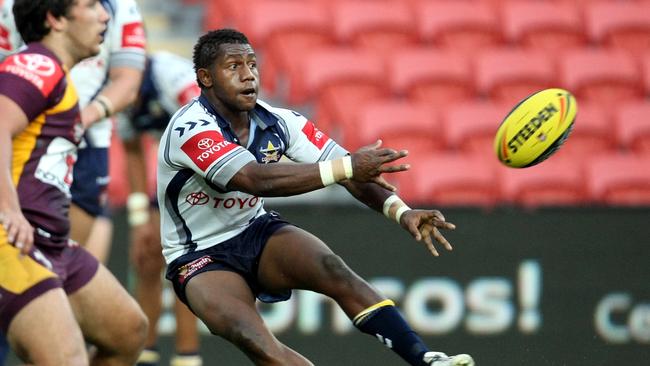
left=193, top=28, right=251, bottom=89
left=13, top=0, right=75, bottom=43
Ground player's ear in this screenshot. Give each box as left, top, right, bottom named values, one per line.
left=197, top=68, right=213, bottom=88
left=45, top=10, right=66, bottom=32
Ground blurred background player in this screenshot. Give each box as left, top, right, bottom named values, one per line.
left=118, top=50, right=203, bottom=366
left=0, top=0, right=147, bottom=364
left=68, top=0, right=147, bottom=263
left=158, top=28, right=474, bottom=366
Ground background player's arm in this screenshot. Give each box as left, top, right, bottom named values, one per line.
left=227, top=141, right=409, bottom=196
left=0, top=95, right=34, bottom=254
left=81, top=66, right=143, bottom=128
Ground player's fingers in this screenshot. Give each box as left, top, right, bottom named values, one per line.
left=379, top=149, right=408, bottom=161
left=378, top=164, right=410, bottom=174
left=432, top=227, right=453, bottom=251
left=372, top=176, right=397, bottom=192
left=432, top=220, right=456, bottom=231
left=430, top=210, right=445, bottom=222
left=408, top=221, right=422, bottom=241
left=422, top=228, right=439, bottom=257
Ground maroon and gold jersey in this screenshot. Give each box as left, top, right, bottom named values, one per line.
left=0, top=43, right=83, bottom=247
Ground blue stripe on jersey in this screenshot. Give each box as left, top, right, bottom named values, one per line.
left=100, top=0, right=117, bottom=18
left=165, top=168, right=197, bottom=252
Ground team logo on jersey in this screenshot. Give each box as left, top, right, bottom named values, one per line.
left=0, top=24, right=12, bottom=51
left=260, top=140, right=281, bottom=163
left=185, top=192, right=209, bottom=206
left=178, top=256, right=214, bottom=284
left=0, top=53, right=62, bottom=96
left=121, top=22, right=146, bottom=49
left=181, top=130, right=237, bottom=171
left=301, top=120, right=330, bottom=150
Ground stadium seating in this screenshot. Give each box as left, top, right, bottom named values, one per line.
left=388, top=48, right=474, bottom=105
left=643, top=52, right=650, bottom=95
left=414, top=0, right=502, bottom=52
left=474, top=48, right=556, bottom=104
left=332, top=0, right=418, bottom=53
left=501, top=1, right=586, bottom=51
left=615, top=101, right=650, bottom=155
left=498, top=157, right=588, bottom=208
left=560, top=49, right=644, bottom=104
left=441, top=101, right=510, bottom=154
left=395, top=153, right=499, bottom=207
left=585, top=1, right=650, bottom=57
left=551, top=102, right=616, bottom=161
left=586, top=154, right=650, bottom=206
left=348, top=100, right=441, bottom=154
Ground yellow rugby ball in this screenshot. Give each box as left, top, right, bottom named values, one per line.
left=494, top=88, right=577, bottom=168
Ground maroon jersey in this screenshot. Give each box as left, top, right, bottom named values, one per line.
left=0, top=43, right=83, bottom=247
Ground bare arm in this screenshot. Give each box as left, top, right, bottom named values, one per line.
left=227, top=140, right=409, bottom=197
left=81, top=66, right=143, bottom=128
left=0, top=95, right=34, bottom=254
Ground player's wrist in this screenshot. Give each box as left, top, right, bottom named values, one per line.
left=382, top=195, right=411, bottom=224
left=127, top=192, right=150, bottom=226
left=91, top=95, right=114, bottom=120
left=318, top=155, right=353, bottom=186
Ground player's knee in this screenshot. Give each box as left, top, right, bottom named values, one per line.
left=103, top=304, right=148, bottom=357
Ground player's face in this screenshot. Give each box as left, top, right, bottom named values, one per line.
left=65, top=0, right=109, bottom=59
left=210, top=43, right=259, bottom=111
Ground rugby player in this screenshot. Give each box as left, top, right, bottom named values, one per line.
left=0, top=0, right=147, bottom=364
left=119, top=51, right=203, bottom=366
left=157, top=28, right=475, bottom=366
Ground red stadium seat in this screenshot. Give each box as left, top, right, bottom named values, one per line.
left=560, top=49, right=644, bottom=104
left=395, top=153, right=499, bottom=207
left=615, top=101, right=650, bottom=155
left=551, top=102, right=616, bottom=161
left=332, top=0, right=418, bottom=53
left=586, top=1, right=650, bottom=57
left=442, top=101, right=511, bottom=154
left=586, top=154, right=650, bottom=206
left=233, top=0, right=333, bottom=97
left=498, top=157, right=588, bottom=208
left=475, top=48, right=556, bottom=104
left=346, top=101, right=441, bottom=154
left=643, top=52, right=650, bottom=95
left=501, top=1, right=586, bottom=51
left=388, top=48, right=474, bottom=105
left=415, top=0, right=502, bottom=52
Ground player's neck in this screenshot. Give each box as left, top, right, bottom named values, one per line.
left=40, top=36, right=75, bottom=69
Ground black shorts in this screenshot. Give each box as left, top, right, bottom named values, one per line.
left=166, top=211, right=291, bottom=309
left=70, top=147, right=109, bottom=217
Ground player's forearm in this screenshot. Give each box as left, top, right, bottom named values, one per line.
left=82, top=67, right=143, bottom=128
left=340, top=180, right=393, bottom=212
left=227, top=162, right=329, bottom=197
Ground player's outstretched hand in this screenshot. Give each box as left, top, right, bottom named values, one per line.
left=351, top=140, right=409, bottom=191
left=0, top=209, right=34, bottom=256
left=400, top=209, right=456, bottom=257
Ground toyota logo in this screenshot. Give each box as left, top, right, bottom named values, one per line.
left=197, top=138, right=214, bottom=150
left=14, top=54, right=56, bottom=76
left=185, top=192, right=209, bottom=206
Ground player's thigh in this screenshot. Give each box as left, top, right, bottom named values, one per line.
left=258, top=225, right=363, bottom=293
left=69, top=203, right=96, bottom=246
left=68, top=264, right=147, bottom=351
left=185, top=270, right=269, bottom=340
left=8, top=288, right=87, bottom=366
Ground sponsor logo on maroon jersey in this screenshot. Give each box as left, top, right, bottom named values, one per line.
left=0, top=53, right=62, bottom=96
left=301, top=120, right=329, bottom=150
left=121, top=22, right=146, bottom=49
left=178, top=256, right=213, bottom=284
left=181, top=130, right=237, bottom=171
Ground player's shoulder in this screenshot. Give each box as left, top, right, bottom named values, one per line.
left=165, top=100, right=216, bottom=139
left=0, top=46, right=66, bottom=96
left=257, top=99, right=306, bottom=124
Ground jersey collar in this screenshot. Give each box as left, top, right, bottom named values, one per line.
left=198, top=92, right=279, bottom=131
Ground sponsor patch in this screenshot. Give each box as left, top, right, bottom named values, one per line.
left=301, top=120, right=330, bottom=150
left=178, top=256, right=214, bottom=284
left=181, top=130, right=237, bottom=171
left=0, top=53, right=63, bottom=96
left=0, top=24, right=12, bottom=51
left=121, top=22, right=146, bottom=49
left=177, top=83, right=201, bottom=106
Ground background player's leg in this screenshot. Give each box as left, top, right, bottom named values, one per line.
left=82, top=215, right=113, bottom=264
left=68, top=265, right=148, bottom=366
left=69, top=203, right=95, bottom=247
left=185, top=271, right=312, bottom=366
left=8, top=289, right=88, bottom=366
left=171, top=298, right=202, bottom=366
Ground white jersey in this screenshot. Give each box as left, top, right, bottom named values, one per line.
left=157, top=96, right=348, bottom=263
left=70, top=0, right=146, bottom=148
left=0, top=0, right=22, bottom=61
